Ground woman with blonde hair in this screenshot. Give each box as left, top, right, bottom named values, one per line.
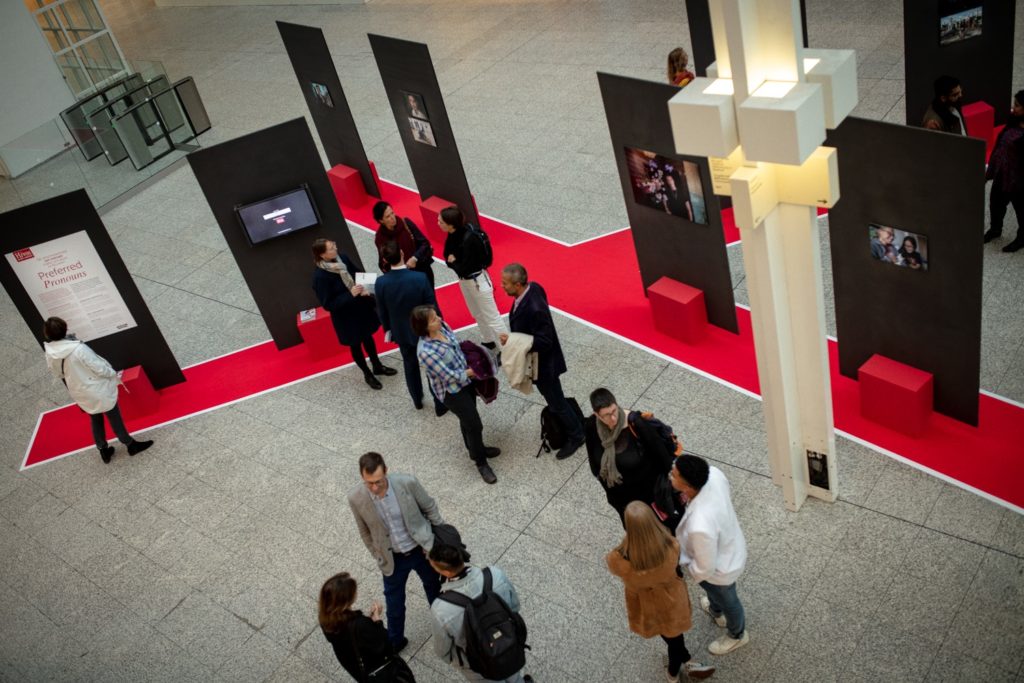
left=318, top=572, right=415, bottom=682
left=607, top=502, right=715, bottom=681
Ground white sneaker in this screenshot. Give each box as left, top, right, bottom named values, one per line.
left=700, top=595, right=727, bottom=628
left=708, top=630, right=750, bottom=656
left=683, top=660, right=717, bottom=679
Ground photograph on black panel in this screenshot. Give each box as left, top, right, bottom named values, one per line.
left=310, top=82, right=334, bottom=108
left=624, top=146, right=707, bottom=224
left=402, top=91, right=428, bottom=120
left=409, top=117, right=437, bottom=147
left=868, top=223, right=929, bottom=271
left=938, top=0, right=982, bottom=46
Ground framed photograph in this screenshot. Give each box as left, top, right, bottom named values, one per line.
left=939, top=0, right=982, bottom=46
left=623, top=146, right=708, bottom=224
left=868, top=223, right=929, bottom=271
left=402, top=91, right=428, bottom=120
left=310, top=82, right=334, bottom=109
left=408, top=117, right=437, bottom=147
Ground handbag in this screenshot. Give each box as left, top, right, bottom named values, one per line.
left=404, top=218, right=434, bottom=262
left=346, top=619, right=415, bottom=683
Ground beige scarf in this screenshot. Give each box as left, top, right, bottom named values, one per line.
left=317, top=257, right=356, bottom=291
left=596, top=405, right=627, bottom=487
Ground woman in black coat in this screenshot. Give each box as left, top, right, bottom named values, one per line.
left=311, top=238, right=397, bottom=389
left=585, top=387, right=679, bottom=527
left=319, top=572, right=415, bottom=683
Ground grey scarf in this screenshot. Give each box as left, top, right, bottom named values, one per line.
left=317, top=257, right=356, bottom=291
left=596, top=405, right=627, bottom=487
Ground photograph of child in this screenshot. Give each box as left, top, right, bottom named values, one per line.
left=624, top=147, right=708, bottom=224
left=310, top=82, right=334, bottom=108
left=869, top=223, right=929, bottom=271
left=409, top=117, right=437, bottom=147
left=402, top=91, right=428, bottom=120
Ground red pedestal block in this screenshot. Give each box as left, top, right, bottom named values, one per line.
left=419, top=195, right=454, bottom=236
left=962, top=101, right=994, bottom=141
left=647, top=277, right=708, bottom=344
left=858, top=354, right=933, bottom=437
left=117, top=366, right=159, bottom=421
left=297, top=307, right=342, bottom=360
left=327, top=164, right=368, bottom=209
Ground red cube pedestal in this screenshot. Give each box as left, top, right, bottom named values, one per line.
left=297, top=307, right=342, bottom=360
left=117, top=365, right=159, bottom=421
left=962, top=101, right=994, bottom=141
left=327, top=164, right=368, bottom=209
left=858, top=354, right=933, bottom=437
left=419, top=195, right=454, bottom=237
left=647, top=277, right=708, bottom=344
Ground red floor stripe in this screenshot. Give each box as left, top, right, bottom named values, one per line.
left=25, top=181, right=1024, bottom=513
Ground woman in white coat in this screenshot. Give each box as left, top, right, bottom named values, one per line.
left=43, top=317, right=153, bottom=464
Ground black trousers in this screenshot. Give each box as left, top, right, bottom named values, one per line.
left=398, top=342, right=423, bottom=405
left=990, top=184, right=1024, bottom=236
left=347, top=335, right=382, bottom=374
left=89, top=404, right=132, bottom=450
left=661, top=633, right=692, bottom=677
left=442, top=385, right=487, bottom=465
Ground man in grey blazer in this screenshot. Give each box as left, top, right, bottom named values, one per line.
left=348, top=451, right=444, bottom=652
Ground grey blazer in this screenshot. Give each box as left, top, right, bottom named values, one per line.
left=347, top=472, right=444, bottom=576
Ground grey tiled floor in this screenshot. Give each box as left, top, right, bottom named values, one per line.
left=1, top=1, right=1023, bottom=682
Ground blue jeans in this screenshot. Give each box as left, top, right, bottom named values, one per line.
left=534, top=376, right=584, bottom=444
left=700, top=580, right=745, bottom=639
left=382, top=548, right=442, bottom=645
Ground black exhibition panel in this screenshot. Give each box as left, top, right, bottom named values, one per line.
left=277, top=21, right=380, bottom=198
left=904, top=0, right=1016, bottom=127
left=367, top=33, right=480, bottom=227
left=826, top=117, right=984, bottom=425
left=0, top=190, right=185, bottom=389
left=686, top=0, right=807, bottom=78
left=187, top=118, right=362, bottom=350
left=597, top=72, right=738, bottom=334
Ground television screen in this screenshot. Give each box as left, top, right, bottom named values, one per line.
left=623, top=146, right=707, bottom=224
left=236, top=186, right=320, bottom=245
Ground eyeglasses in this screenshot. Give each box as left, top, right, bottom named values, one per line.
left=364, top=476, right=387, bottom=489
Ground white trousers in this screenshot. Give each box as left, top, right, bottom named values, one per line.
left=458, top=270, right=507, bottom=345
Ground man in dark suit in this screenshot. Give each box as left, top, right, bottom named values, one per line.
left=499, top=262, right=584, bottom=459
left=376, top=240, right=437, bottom=409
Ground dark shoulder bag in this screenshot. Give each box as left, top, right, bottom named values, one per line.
left=403, top=218, right=434, bottom=262
left=346, top=619, right=416, bottom=683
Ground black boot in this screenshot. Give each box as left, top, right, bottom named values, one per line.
left=1003, top=238, right=1024, bottom=253
left=372, top=363, right=398, bottom=376
left=363, top=371, right=383, bottom=390
left=984, top=228, right=1002, bottom=243
left=99, top=446, right=114, bottom=463
left=127, top=440, right=153, bottom=456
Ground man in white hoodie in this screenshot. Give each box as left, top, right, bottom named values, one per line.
left=670, top=454, right=749, bottom=655
left=43, top=317, right=153, bottom=464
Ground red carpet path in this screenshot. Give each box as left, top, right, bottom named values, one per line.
left=25, top=180, right=1024, bottom=513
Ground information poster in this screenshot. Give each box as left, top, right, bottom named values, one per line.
left=5, top=230, right=136, bottom=341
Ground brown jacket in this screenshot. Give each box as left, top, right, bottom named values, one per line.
left=606, top=538, right=692, bottom=638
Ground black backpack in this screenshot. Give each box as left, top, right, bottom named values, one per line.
left=437, top=568, right=529, bottom=680
left=535, top=397, right=585, bottom=457
left=466, top=223, right=493, bottom=268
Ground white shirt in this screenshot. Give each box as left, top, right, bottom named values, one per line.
left=675, top=465, right=747, bottom=586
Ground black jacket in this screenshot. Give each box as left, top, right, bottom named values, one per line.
left=443, top=226, right=487, bottom=279
left=323, top=613, right=395, bottom=683
left=585, top=412, right=676, bottom=522
left=508, top=282, right=566, bottom=381
left=311, top=254, right=381, bottom=346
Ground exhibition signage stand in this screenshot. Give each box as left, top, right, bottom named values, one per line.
left=669, top=0, right=857, bottom=510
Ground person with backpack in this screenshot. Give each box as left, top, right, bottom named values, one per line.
left=438, top=206, right=506, bottom=353
left=585, top=387, right=682, bottom=527
left=318, top=572, right=416, bottom=682
left=607, top=502, right=715, bottom=681
left=428, top=544, right=534, bottom=683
